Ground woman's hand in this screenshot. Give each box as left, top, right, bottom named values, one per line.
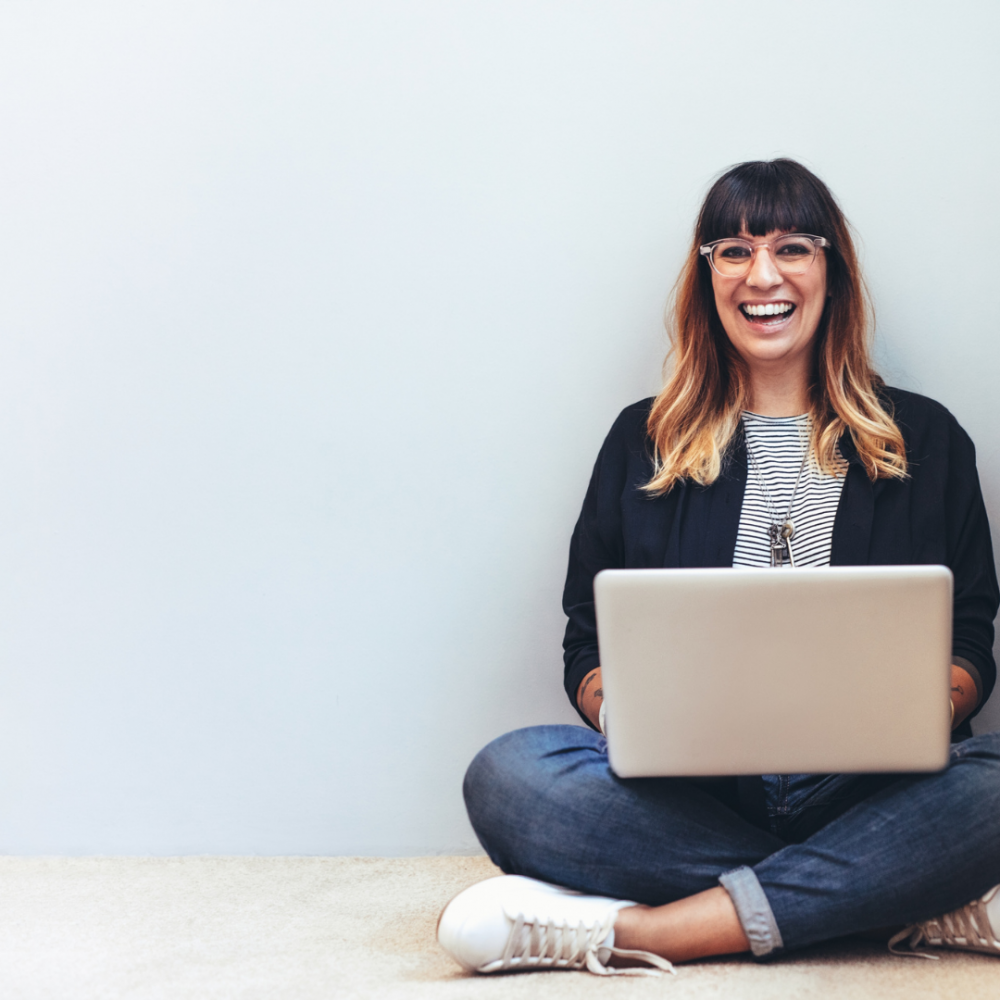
left=951, top=663, right=977, bottom=729
left=576, top=668, right=604, bottom=731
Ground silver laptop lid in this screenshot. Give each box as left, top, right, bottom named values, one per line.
left=595, top=566, right=953, bottom=777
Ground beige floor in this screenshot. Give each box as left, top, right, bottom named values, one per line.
left=0, top=855, right=996, bottom=999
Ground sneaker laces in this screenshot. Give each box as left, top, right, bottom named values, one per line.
left=498, top=911, right=675, bottom=976
left=889, top=889, right=1000, bottom=960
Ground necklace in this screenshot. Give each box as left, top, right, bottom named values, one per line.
left=744, top=419, right=810, bottom=568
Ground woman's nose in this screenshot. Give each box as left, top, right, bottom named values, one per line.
left=746, top=246, right=783, bottom=289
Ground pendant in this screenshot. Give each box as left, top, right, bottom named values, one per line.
left=768, top=521, right=796, bottom=568
left=768, top=524, right=785, bottom=566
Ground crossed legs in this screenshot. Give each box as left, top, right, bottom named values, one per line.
left=464, top=725, right=1000, bottom=960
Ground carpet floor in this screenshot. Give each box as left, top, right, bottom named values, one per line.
left=0, top=855, right=996, bottom=999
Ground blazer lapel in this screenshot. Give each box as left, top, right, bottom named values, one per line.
left=670, top=433, right=748, bottom=568
left=830, top=432, right=875, bottom=566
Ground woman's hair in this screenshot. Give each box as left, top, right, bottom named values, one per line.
left=644, top=158, right=907, bottom=494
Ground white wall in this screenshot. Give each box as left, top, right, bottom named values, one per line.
left=0, top=1, right=997, bottom=854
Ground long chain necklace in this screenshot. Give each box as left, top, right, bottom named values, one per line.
left=745, top=420, right=810, bottom=568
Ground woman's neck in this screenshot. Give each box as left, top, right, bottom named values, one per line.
left=747, top=367, right=812, bottom=417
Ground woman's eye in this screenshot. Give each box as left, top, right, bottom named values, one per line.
left=777, top=243, right=811, bottom=257
left=719, top=245, right=751, bottom=260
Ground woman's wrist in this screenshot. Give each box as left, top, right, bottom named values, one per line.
left=950, top=663, right=977, bottom=730
left=576, top=668, right=604, bottom=731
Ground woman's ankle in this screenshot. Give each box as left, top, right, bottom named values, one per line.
left=610, top=903, right=651, bottom=952
left=611, top=888, right=751, bottom=963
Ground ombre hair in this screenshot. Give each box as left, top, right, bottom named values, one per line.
left=644, top=158, right=907, bottom=494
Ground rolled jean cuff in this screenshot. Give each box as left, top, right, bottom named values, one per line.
left=718, top=866, right=784, bottom=958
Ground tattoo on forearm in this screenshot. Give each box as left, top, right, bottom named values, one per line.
left=594, top=688, right=602, bottom=700
left=951, top=685, right=965, bottom=696
left=579, top=672, right=598, bottom=704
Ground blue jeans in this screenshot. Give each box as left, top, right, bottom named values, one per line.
left=463, top=725, right=1000, bottom=958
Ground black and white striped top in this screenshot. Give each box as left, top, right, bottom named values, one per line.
left=732, top=412, right=847, bottom=569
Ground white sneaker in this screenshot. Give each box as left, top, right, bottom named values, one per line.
left=437, top=875, right=675, bottom=976
left=889, top=884, right=1000, bottom=959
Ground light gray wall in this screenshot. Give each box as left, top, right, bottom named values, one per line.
left=0, top=1, right=997, bottom=854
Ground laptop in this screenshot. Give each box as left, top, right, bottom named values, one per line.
left=594, top=566, right=953, bottom=777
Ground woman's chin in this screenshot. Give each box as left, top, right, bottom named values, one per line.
left=732, top=337, right=805, bottom=367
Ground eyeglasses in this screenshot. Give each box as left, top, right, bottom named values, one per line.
left=699, top=234, right=830, bottom=278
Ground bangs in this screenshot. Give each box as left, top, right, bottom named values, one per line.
left=699, top=159, right=836, bottom=243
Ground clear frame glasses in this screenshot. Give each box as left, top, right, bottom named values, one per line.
left=699, top=234, right=830, bottom=278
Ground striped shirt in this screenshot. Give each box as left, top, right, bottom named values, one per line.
left=733, top=411, right=849, bottom=813
left=733, top=412, right=847, bottom=569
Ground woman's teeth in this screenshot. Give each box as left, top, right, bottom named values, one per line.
left=741, top=302, right=794, bottom=318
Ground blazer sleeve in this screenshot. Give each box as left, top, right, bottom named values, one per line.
left=561, top=403, right=649, bottom=725
left=945, top=413, right=1000, bottom=716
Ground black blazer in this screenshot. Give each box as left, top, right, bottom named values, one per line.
left=562, top=387, right=1000, bottom=737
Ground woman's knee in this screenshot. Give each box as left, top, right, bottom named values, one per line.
left=463, top=724, right=603, bottom=857
left=952, top=728, right=1000, bottom=769
left=464, top=726, right=595, bottom=811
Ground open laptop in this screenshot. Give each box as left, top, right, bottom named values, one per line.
left=594, top=566, right=953, bottom=777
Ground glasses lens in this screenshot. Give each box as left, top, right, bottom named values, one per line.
left=772, top=236, right=819, bottom=273
left=711, top=240, right=753, bottom=276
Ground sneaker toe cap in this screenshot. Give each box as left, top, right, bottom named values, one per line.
left=437, top=882, right=514, bottom=972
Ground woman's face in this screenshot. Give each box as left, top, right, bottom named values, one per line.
left=711, top=230, right=828, bottom=371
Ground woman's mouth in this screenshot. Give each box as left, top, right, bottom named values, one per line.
left=739, top=302, right=795, bottom=326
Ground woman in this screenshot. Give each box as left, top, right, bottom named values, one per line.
left=438, top=159, right=1000, bottom=976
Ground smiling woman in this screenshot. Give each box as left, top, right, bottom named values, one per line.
left=645, top=159, right=906, bottom=494
left=437, top=158, right=1000, bottom=977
